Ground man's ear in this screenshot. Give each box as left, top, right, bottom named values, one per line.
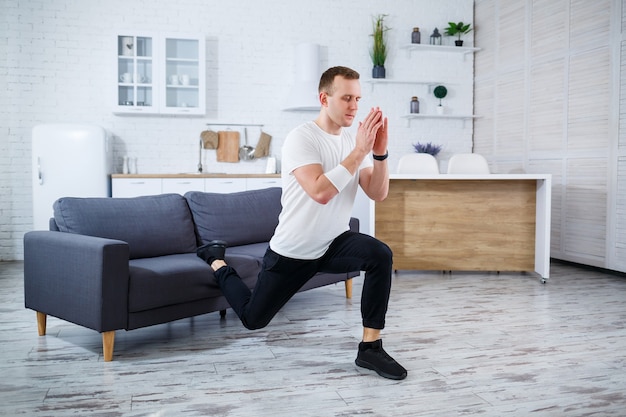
left=319, top=91, right=328, bottom=107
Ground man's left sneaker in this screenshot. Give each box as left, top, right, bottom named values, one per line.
left=355, top=339, right=407, bottom=380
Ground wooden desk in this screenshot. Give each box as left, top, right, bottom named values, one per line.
left=370, top=174, right=551, bottom=281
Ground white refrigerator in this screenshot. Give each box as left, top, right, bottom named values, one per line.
left=32, top=124, right=112, bottom=230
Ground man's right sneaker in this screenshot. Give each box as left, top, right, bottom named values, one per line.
left=196, top=240, right=227, bottom=265
left=355, top=339, right=407, bottom=380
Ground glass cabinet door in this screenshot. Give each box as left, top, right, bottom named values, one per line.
left=161, top=35, right=206, bottom=115
left=116, top=35, right=156, bottom=113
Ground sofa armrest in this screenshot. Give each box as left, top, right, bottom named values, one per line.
left=24, top=231, right=130, bottom=332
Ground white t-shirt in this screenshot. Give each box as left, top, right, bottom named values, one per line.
left=269, top=121, right=372, bottom=259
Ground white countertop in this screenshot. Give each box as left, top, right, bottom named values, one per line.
left=390, top=173, right=551, bottom=180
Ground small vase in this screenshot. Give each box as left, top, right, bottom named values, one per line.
left=372, top=65, right=386, bottom=79
left=455, top=40, right=464, bottom=47
left=436, top=105, right=445, bottom=115
left=122, top=156, right=129, bottom=174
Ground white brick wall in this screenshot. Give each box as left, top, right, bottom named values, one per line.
left=1, top=0, right=474, bottom=260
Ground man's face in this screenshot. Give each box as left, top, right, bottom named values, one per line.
left=324, top=76, right=361, bottom=128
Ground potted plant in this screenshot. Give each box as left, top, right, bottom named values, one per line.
left=444, top=21, right=472, bottom=46
left=370, top=14, right=390, bottom=78
left=413, top=142, right=442, bottom=157
left=433, top=85, right=447, bottom=115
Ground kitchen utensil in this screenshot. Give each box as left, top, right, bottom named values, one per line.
left=239, top=128, right=255, bottom=161
left=217, top=130, right=240, bottom=162
left=200, top=130, right=218, bottom=149
left=254, top=131, right=272, bottom=158
left=198, top=130, right=218, bottom=172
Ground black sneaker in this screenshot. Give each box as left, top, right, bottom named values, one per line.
left=197, top=240, right=227, bottom=265
left=355, top=339, right=407, bottom=380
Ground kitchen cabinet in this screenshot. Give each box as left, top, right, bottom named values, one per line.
left=111, top=175, right=279, bottom=197
left=204, top=178, right=247, bottom=194
left=372, top=174, right=551, bottom=282
left=161, top=178, right=205, bottom=194
left=114, top=33, right=206, bottom=115
left=112, top=178, right=162, bottom=198
left=246, top=177, right=281, bottom=190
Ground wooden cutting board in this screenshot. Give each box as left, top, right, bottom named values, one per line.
left=216, top=131, right=240, bottom=162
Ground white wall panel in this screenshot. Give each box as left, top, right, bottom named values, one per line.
left=615, top=157, right=626, bottom=270
left=474, top=79, right=495, bottom=153
left=567, top=48, right=611, bottom=152
left=619, top=42, right=626, bottom=149
left=528, top=59, right=566, bottom=152
left=494, top=71, right=525, bottom=156
left=475, top=0, right=618, bottom=271
left=564, top=158, right=607, bottom=262
left=496, top=2, right=526, bottom=70
left=616, top=7, right=626, bottom=270
left=570, top=0, right=611, bottom=52
left=531, top=0, right=568, bottom=58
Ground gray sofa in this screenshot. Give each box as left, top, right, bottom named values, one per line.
left=23, top=187, right=358, bottom=361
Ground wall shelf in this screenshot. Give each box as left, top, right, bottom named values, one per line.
left=364, top=78, right=444, bottom=92
left=400, top=43, right=481, bottom=56
left=401, top=113, right=480, bottom=127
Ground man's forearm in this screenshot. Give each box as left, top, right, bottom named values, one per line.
left=365, top=159, right=389, bottom=201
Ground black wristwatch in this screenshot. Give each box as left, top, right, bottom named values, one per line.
left=372, top=151, right=388, bottom=161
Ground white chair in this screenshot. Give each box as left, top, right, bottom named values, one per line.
left=446, top=153, right=490, bottom=174
left=397, top=153, right=440, bottom=174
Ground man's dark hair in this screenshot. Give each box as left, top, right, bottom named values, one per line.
left=319, top=66, right=360, bottom=95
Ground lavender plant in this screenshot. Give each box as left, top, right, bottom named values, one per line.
left=413, top=142, right=442, bottom=156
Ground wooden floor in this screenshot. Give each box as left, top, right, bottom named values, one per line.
left=2, top=260, right=626, bottom=416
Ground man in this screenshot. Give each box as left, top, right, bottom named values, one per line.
left=197, top=66, right=406, bottom=380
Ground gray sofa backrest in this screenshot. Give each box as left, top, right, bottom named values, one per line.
left=53, top=194, right=197, bottom=259
left=185, top=187, right=282, bottom=246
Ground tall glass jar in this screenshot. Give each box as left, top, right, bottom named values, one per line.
left=411, top=27, right=421, bottom=44
left=410, top=96, right=420, bottom=113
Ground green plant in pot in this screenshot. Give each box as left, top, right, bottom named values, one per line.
left=433, top=85, right=447, bottom=115
left=370, top=14, right=390, bottom=78
left=444, top=21, right=472, bottom=46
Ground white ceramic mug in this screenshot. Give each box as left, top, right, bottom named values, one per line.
left=120, top=72, right=132, bottom=83
left=180, top=74, right=190, bottom=86
left=169, top=74, right=179, bottom=85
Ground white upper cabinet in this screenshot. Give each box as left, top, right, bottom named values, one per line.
left=115, top=34, right=158, bottom=114
left=161, top=35, right=206, bottom=115
left=114, top=33, right=206, bottom=116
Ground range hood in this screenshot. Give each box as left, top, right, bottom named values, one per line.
left=283, top=43, right=321, bottom=111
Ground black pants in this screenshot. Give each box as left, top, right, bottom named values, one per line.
left=214, top=231, right=393, bottom=330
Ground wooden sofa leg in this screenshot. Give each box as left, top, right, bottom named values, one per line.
left=102, top=331, right=115, bottom=362
left=36, top=311, right=47, bottom=336
left=345, top=278, right=353, bottom=299
left=219, top=309, right=227, bottom=318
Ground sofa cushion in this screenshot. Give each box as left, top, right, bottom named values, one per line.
left=128, top=253, right=260, bottom=312
left=227, top=241, right=269, bottom=259
left=185, top=187, right=282, bottom=246
left=53, top=194, right=197, bottom=259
